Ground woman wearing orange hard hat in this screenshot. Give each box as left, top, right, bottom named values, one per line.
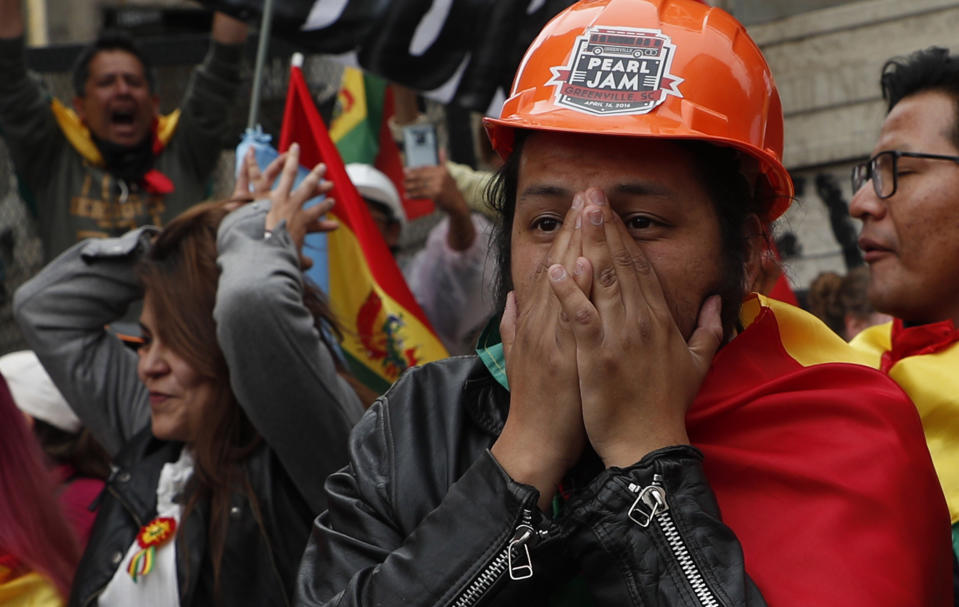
left=296, top=1, right=951, bottom=605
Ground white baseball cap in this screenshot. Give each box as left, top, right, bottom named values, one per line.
left=346, top=163, right=407, bottom=230
left=0, top=350, right=81, bottom=433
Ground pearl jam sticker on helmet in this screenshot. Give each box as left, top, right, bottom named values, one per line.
left=547, top=27, right=683, bottom=116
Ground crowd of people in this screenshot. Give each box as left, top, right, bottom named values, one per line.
left=2, top=0, right=959, bottom=605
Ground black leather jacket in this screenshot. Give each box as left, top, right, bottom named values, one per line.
left=70, top=430, right=315, bottom=607
left=296, top=356, right=765, bottom=606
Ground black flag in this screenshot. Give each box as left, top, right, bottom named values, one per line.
left=204, top=0, right=575, bottom=113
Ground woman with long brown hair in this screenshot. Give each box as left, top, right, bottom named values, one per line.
left=14, top=145, right=362, bottom=606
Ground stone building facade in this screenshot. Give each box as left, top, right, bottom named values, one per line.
left=745, top=0, right=959, bottom=292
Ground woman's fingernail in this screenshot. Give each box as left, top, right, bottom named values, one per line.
left=290, top=143, right=299, bottom=152
left=588, top=208, right=603, bottom=225
left=587, top=189, right=606, bottom=205
left=575, top=215, right=582, bottom=230
left=572, top=193, right=585, bottom=210
left=574, top=259, right=586, bottom=276
left=549, top=265, right=567, bottom=281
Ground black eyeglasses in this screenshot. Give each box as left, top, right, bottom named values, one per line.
left=852, top=150, right=959, bottom=199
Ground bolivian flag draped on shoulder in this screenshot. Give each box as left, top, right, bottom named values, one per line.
left=280, top=59, right=448, bottom=393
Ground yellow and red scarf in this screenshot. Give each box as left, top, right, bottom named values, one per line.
left=852, top=318, right=959, bottom=524
left=50, top=98, right=179, bottom=195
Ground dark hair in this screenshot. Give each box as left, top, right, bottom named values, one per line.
left=72, top=30, right=157, bottom=97
left=32, top=421, right=112, bottom=481
left=364, top=198, right=402, bottom=226
left=485, top=132, right=763, bottom=338
left=807, top=271, right=845, bottom=336
left=839, top=266, right=876, bottom=320
left=881, top=47, right=959, bottom=147
left=807, top=267, right=877, bottom=338
left=136, top=200, right=343, bottom=596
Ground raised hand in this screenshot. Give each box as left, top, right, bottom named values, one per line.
left=547, top=188, right=723, bottom=469
left=231, top=147, right=286, bottom=203
left=265, top=143, right=339, bottom=270
left=403, top=150, right=476, bottom=251
left=491, top=194, right=591, bottom=510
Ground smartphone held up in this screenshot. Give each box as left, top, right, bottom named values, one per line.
left=402, top=124, right=439, bottom=168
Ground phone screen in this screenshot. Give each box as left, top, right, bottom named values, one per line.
left=402, top=124, right=439, bottom=168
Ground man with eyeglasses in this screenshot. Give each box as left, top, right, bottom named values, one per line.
left=849, top=46, right=959, bottom=572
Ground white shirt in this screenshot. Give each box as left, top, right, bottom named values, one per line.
left=98, top=449, right=194, bottom=606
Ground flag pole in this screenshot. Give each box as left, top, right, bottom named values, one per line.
left=246, top=0, right=277, bottom=129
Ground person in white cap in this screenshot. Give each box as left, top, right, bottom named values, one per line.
left=2, top=350, right=81, bottom=432
left=346, top=162, right=496, bottom=355
left=0, top=350, right=110, bottom=548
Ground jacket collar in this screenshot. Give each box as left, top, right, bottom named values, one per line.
left=109, top=430, right=185, bottom=526
left=459, top=354, right=510, bottom=438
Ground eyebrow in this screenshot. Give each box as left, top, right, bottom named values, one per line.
left=614, top=182, right=672, bottom=197
left=519, top=184, right=570, bottom=199
left=518, top=181, right=673, bottom=200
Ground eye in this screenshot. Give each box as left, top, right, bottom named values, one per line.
left=137, top=334, right=152, bottom=351
left=624, top=214, right=657, bottom=230
left=531, top=215, right=562, bottom=233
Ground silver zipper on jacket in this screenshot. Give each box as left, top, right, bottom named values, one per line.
left=449, top=508, right=542, bottom=607
left=628, top=474, right=721, bottom=607
left=81, top=483, right=146, bottom=607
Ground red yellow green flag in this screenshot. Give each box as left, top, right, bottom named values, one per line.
left=687, top=295, right=950, bottom=605
left=330, top=67, right=435, bottom=220
left=329, top=67, right=385, bottom=164
left=281, top=62, right=448, bottom=393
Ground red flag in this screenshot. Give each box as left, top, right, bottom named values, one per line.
left=688, top=295, right=951, bottom=605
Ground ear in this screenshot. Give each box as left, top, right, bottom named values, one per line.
left=742, top=214, right=771, bottom=293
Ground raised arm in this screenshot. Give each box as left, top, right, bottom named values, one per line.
left=13, top=231, right=154, bottom=456
left=214, top=148, right=362, bottom=512
left=0, top=0, right=64, bottom=196
left=172, top=11, right=248, bottom=181
left=0, top=0, right=23, bottom=38
left=404, top=212, right=496, bottom=354
left=211, top=11, right=247, bottom=45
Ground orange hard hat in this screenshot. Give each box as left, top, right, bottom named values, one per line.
left=484, top=0, right=793, bottom=220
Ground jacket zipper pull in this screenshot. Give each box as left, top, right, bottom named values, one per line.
left=627, top=473, right=668, bottom=528
left=507, top=508, right=537, bottom=580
